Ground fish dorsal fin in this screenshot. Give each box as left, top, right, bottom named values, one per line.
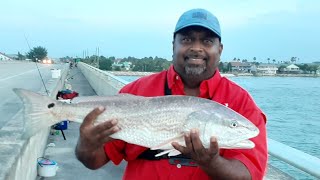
left=71, top=93, right=146, bottom=104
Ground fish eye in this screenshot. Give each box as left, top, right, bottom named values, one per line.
left=47, top=103, right=55, bottom=108
left=230, top=121, right=238, bottom=128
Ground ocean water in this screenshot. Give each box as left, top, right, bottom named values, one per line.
left=119, top=75, right=320, bottom=179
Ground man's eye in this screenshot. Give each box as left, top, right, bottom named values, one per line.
left=204, top=39, right=214, bottom=44
left=182, top=37, right=191, bottom=42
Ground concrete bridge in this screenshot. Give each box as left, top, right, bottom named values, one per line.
left=0, top=62, right=319, bottom=179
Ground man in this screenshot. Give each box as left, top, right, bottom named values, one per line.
left=75, top=8, right=267, bottom=180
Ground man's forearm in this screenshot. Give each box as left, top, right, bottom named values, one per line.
left=200, top=156, right=251, bottom=180
left=75, top=141, right=110, bottom=170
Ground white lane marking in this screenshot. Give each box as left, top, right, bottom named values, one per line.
left=0, top=68, right=45, bottom=82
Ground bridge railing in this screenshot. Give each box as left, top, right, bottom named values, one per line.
left=78, top=62, right=320, bottom=179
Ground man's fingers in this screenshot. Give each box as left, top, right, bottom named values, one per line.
left=82, top=106, right=105, bottom=127
left=209, top=136, right=219, bottom=156
left=184, top=132, right=193, bottom=150
left=190, top=129, right=206, bottom=156
left=98, top=125, right=120, bottom=141
left=190, top=129, right=203, bottom=150
left=94, top=119, right=118, bottom=133
left=172, top=142, right=186, bottom=154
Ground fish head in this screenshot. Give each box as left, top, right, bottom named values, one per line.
left=185, top=106, right=259, bottom=149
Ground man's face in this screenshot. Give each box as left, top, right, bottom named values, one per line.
left=172, top=26, right=223, bottom=82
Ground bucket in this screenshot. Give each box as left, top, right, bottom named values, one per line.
left=37, top=157, right=58, bottom=177
left=51, top=69, right=61, bottom=78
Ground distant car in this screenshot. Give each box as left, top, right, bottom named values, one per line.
left=42, top=59, right=53, bottom=64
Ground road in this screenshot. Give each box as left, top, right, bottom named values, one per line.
left=0, top=61, right=66, bottom=129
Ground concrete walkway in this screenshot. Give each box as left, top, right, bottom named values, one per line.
left=38, top=67, right=126, bottom=180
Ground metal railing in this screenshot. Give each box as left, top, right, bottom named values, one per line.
left=268, top=138, right=320, bottom=178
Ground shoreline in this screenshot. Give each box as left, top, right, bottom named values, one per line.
left=107, top=71, right=320, bottom=78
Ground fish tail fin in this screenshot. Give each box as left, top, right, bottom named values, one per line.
left=13, top=88, right=60, bottom=139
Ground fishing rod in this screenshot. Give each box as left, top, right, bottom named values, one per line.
left=24, top=34, right=49, bottom=96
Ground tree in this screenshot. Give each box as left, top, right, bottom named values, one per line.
left=297, top=64, right=309, bottom=73
left=272, top=59, right=276, bottom=64
left=27, top=46, right=48, bottom=62
left=290, top=57, right=297, bottom=64
left=308, top=65, right=319, bottom=74
left=218, top=62, right=224, bottom=72
left=114, top=66, right=121, bottom=71
left=278, top=65, right=287, bottom=73
left=253, top=57, right=256, bottom=62
left=99, top=56, right=112, bottom=70
left=227, top=62, right=232, bottom=72
left=17, top=52, right=25, bottom=60
left=267, top=58, right=270, bottom=64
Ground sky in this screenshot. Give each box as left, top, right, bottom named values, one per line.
left=1, top=0, right=320, bottom=63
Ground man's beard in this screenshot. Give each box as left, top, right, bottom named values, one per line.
left=185, top=65, right=206, bottom=76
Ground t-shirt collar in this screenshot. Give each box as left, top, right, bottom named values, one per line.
left=167, top=65, right=222, bottom=98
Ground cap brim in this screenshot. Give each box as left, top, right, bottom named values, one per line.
left=175, top=23, right=220, bottom=38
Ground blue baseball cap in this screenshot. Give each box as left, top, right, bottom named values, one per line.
left=174, top=8, right=221, bottom=39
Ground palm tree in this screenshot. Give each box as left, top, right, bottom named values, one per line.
left=273, top=59, right=276, bottom=64
left=267, top=58, right=270, bottom=64
left=290, top=57, right=296, bottom=64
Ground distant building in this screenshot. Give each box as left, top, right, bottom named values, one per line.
left=0, top=52, right=13, bottom=61
left=282, top=64, right=301, bottom=74
left=229, top=62, right=252, bottom=73
left=112, top=59, right=132, bottom=71
left=122, top=61, right=132, bottom=71
left=251, top=63, right=278, bottom=75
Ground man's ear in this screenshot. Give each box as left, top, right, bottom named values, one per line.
left=219, top=43, right=223, bottom=55
left=172, top=40, right=175, bottom=53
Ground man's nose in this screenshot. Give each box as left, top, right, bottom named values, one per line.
left=190, top=41, right=204, bottom=53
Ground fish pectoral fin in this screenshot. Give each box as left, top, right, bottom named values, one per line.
left=150, top=133, right=184, bottom=150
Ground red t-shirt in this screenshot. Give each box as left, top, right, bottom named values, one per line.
left=104, top=65, right=267, bottom=180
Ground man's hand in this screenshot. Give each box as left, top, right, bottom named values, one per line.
left=171, top=128, right=220, bottom=167
left=75, top=106, right=120, bottom=169
left=79, top=106, right=120, bottom=151
left=172, top=129, right=251, bottom=179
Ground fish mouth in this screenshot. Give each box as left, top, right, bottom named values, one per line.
left=229, top=139, right=255, bottom=149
